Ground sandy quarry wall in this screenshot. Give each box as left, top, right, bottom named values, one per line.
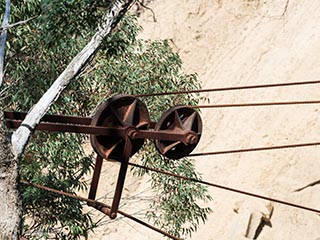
left=88, top=0, right=320, bottom=239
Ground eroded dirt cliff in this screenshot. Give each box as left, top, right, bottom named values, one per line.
left=89, top=1, right=320, bottom=239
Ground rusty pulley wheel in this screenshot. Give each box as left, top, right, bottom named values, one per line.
left=154, top=106, right=202, bottom=159
left=90, top=95, right=150, bottom=162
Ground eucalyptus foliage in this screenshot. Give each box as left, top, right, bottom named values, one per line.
left=1, top=1, right=211, bottom=239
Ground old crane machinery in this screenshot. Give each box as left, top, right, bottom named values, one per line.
left=4, top=94, right=202, bottom=219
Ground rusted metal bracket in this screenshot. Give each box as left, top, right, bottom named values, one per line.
left=4, top=94, right=202, bottom=219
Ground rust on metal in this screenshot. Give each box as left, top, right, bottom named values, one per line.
left=4, top=111, right=92, bottom=125
left=90, top=94, right=150, bottom=162
left=187, top=100, right=320, bottom=109
left=135, top=79, right=320, bottom=97
left=20, top=180, right=183, bottom=240
left=189, top=141, right=320, bottom=157
left=5, top=95, right=203, bottom=220
left=5, top=119, right=127, bottom=136
left=154, top=106, right=202, bottom=159
left=88, top=155, right=104, bottom=201
left=4, top=110, right=157, bottom=128
left=109, top=135, right=133, bottom=219
left=87, top=95, right=147, bottom=219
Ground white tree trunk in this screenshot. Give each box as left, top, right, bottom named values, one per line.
left=11, top=0, right=133, bottom=157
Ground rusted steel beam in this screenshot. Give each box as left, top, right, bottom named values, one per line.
left=88, top=155, right=104, bottom=201
left=4, top=111, right=92, bottom=125
left=4, top=111, right=157, bottom=129
left=5, top=119, right=127, bottom=136
left=5, top=119, right=196, bottom=144
left=130, top=129, right=198, bottom=145
left=109, top=136, right=132, bottom=219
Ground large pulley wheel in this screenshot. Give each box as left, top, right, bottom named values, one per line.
left=154, top=106, right=202, bottom=159
left=90, top=95, right=150, bottom=162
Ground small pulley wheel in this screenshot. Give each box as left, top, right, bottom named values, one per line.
left=154, top=106, right=202, bottom=159
left=90, top=95, right=150, bottom=162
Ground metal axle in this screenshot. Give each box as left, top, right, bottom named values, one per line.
left=5, top=117, right=197, bottom=144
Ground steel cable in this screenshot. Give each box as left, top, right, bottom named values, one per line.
left=187, top=100, right=320, bottom=109
left=189, top=141, right=320, bottom=157
left=16, top=80, right=320, bottom=237
left=128, top=163, right=320, bottom=214
left=135, top=79, right=320, bottom=97
left=20, top=180, right=182, bottom=240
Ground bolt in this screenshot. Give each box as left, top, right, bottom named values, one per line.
left=127, top=129, right=137, bottom=139
left=110, top=212, right=117, bottom=219
left=186, top=133, right=198, bottom=144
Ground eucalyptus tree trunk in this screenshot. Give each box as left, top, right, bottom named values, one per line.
left=0, top=0, right=20, bottom=239
left=0, top=119, right=20, bottom=240
left=0, top=0, right=133, bottom=239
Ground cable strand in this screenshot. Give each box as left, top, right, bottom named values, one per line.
left=187, top=100, right=320, bottom=109
left=189, top=141, right=320, bottom=157
left=128, top=163, right=320, bottom=214
left=135, top=79, right=320, bottom=97
left=20, top=180, right=182, bottom=240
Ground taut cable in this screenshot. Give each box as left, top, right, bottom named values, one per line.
left=187, top=100, right=320, bottom=109
left=189, top=141, right=320, bottom=157
left=128, top=163, right=320, bottom=214
left=135, top=79, right=320, bottom=97
left=20, top=180, right=182, bottom=240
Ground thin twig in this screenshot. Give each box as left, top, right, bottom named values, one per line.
left=0, top=16, right=38, bottom=32
left=281, top=0, right=290, bottom=17
left=136, top=0, right=157, bottom=22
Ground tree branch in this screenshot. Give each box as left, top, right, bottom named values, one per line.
left=136, top=0, right=157, bottom=22
left=0, top=0, right=10, bottom=89
left=0, top=15, right=37, bottom=33
left=11, top=0, right=134, bottom=157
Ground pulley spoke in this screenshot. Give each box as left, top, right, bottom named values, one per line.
left=104, top=138, right=123, bottom=158
left=182, top=111, right=196, bottom=130
left=136, top=121, right=150, bottom=129
left=123, top=99, right=138, bottom=125
left=109, top=104, right=126, bottom=127
left=162, top=141, right=182, bottom=155
left=173, top=109, right=183, bottom=130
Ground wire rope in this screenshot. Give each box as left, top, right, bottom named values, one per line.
left=135, top=79, right=320, bottom=97
left=189, top=141, right=320, bottom=157
left=187, top=100, right=320, bottom=109
left=17, top=80, right=320, bottom=238
left=128, top=163, right=320, bottom=214
left=20, top=180, right=182, bottom=240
